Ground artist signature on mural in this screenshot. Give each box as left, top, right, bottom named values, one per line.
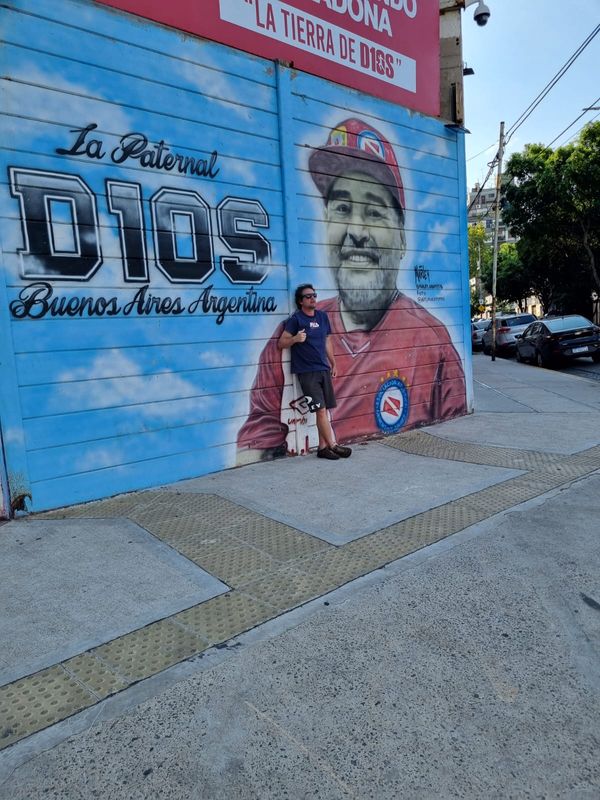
left=414, top=264, right=444, bottom=303
left=56, top=123, right=220, bottom=178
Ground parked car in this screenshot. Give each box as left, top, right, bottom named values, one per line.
left=471, top=319, right=489, bottom=352
left=515, top=315, right=600, bottom=367
left=482, top=313, right=537, bottom=356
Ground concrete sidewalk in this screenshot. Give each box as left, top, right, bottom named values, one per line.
left=1, top=354, right=600, bottom=763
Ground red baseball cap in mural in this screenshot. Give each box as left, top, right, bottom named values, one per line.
left=309, top=118, right=405, bottom=212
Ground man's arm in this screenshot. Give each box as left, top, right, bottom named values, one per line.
left=278, top=328, right=306, bottom=350
left=325, top=335, right=337, bottom=378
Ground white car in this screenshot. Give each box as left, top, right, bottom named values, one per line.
left=471, top=319, right=489, bottom=351
left=482, top=314, right=537, bottom=356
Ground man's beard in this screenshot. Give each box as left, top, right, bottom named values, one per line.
left=332, top=234, right=403, bottom=330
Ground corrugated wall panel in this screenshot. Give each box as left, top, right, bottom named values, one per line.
left=0, top=0, right=472, bottom=513
left=0, top=0, right=289, bottom=510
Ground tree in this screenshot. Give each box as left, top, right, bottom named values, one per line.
left=501, top=122, right=600, bottom=316
left=561, top=122, right=600, bottom=295
left=488, top=242, right=533, bottom=311
left=467, top=222, right=492, bottom=279
left=468, top=223, right=492, bottom=316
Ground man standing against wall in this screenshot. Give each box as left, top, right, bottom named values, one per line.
left=278, top=283, right=352, bottom=460
left=237, top=118, right=467, bottom=462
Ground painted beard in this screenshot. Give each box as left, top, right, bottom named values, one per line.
left=332, top=231, right=404, bottom=330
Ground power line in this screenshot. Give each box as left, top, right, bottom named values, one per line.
left=466, top=142, right=496, bottom=163
left=467, top=157, right=498, bottom=212
left=505, top=24, right=600, bottom=144
left=565, top=110, right=600, bottom=144
left=545, top=95, right=600, bottom=149
left=467, top=26, right=599, bottom=180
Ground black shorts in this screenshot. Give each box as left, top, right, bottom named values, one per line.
left=297, top=370, right=337, bottom=412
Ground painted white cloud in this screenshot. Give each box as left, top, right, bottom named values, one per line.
left=57, top=350, right=208, bottom=422
left=74, top=447, right=125, bottom=474
left=411, top=135, right=453, bottom=161
left=2, top=425, right=26, bottom=448
left=424, top=219, right=456, bottom=253
left=199, top=350, right=235, bottom=368
left=174, top=58, right=265, bottom=120
left=225, top=158, right=259, bottom=185
left=4, top=64, right=133, bottom=139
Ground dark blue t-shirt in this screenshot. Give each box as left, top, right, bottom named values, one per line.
left=284, top=309, right=331, bottom=374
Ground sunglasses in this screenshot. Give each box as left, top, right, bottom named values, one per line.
left=302, top=292, right=318, bottom=299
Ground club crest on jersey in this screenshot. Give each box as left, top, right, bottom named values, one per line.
left=374, top=376, right=409, bottom=434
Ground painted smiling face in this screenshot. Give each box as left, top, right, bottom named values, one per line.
left=325, top=171, right=406, bottom=328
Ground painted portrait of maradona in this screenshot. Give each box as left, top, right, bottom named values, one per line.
left=237, top=117, right=467, bottom=462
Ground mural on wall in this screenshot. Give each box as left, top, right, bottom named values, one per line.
left=8, top=122, right=276, bottom=319
left=0, top=0, right=290, bottom=512
left=237, top=111, right=468, bottom=461
left=0, top=0, right=470, bottom=513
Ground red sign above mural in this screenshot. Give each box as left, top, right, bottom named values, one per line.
left=95, top=0, right=440, bottom=116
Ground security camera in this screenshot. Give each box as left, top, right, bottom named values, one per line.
left=473, top=2, right=491, bottom=26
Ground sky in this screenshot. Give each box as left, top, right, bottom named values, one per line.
left=461, top=0, right=600, bottom=191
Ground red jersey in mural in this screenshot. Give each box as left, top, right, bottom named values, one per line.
left=237, top=293, right=467, bottom=455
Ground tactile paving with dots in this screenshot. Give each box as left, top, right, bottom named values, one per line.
left=176, top=541, right=278, bottom=586
left=225, top=517, right=330, bottom=561
left=130, top=494, right=259, bottom=531
left=138, top=510, right=254, bottom=544
left=580, top=444, right=600, bottom=460
left=158, top=530, right=242, bottom=557
left=383, top=432, right=566, bottom=470
left=11, top=436, right=599, bottom=753
left=458, top=476, right=562, bottom=515
left=173, top=592, right=276, bottom=644
left=534, top=459, right=600, bottom=480
left=62, top=653, right=129, bottom=700
left=0, top=665, right=96, bottom=749
left=239, top=564, right=330, bottom=611
left=345, top=501, right=493, bottom=567
left=34, top=493, right=158, bottom=519
left=292, top=547, right=377, bottom=590
left=89, top=619, right=209, bottom=683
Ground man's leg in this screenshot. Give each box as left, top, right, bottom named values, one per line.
left=315, top=407, right=336, bottom=450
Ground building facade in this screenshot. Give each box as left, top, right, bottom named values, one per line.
left=0, top=0, right=473, bottom=515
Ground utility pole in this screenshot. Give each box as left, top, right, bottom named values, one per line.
left=490, top=120, right=505, bottom=362
left=477, top=241, right=483, bottom=309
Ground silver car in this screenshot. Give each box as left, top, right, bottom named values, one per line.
left=482, top=313, right=537, bottom=356
left=471, top=319, right=489, bottom=351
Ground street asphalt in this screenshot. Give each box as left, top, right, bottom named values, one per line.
left=1, top=354, right=599, bottom=798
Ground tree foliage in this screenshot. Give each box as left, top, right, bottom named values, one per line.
left=481, top=242, right=533, bottom=311
left=501, top=121, right=600, bottom=316
left=467, top=222, right=492, bottom=279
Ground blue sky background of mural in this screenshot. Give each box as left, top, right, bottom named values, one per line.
left=0, top=0, right=292, bottom=508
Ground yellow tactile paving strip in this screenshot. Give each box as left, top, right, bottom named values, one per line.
left=2, top=433, right=600, bottom=751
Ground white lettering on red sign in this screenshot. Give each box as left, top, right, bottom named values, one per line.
left=219, top=0, right=417, bottom=92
